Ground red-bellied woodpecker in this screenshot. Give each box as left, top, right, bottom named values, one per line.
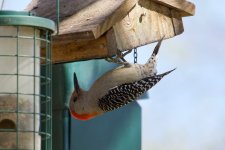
left=69, top=38, right=175, bottom=120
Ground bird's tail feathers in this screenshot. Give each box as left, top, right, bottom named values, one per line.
left=152, top=37, right=164, bottom=56
left=159, top=68, right=176, bottom=77
left=146, top=36, right=165, bottom=64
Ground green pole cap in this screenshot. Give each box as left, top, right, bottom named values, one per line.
left=0, top=11, right=55, bottom=32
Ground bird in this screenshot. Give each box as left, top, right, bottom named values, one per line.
left=69, top=38, right=175, bottom=120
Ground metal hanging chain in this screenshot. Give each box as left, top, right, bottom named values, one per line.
left=133, top=48, right=138, bottom=64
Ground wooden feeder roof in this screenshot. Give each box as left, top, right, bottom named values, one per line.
left=26, top=0, right=195, bottom=63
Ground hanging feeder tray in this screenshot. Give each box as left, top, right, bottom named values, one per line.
left=26, top=0, right=195, bottom=63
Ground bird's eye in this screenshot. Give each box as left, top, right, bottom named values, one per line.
left=73, top=97, right=77, bottom=102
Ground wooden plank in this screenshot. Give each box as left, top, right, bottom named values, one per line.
left=58, top=0, right=138, bottom=39
left=51, top=36, right=107, bottom=63
left=151, top=0, right=195, bottom=16
left=106, top=29, right=118, bottom=56
left=92, top=0, right=138, bottom=38
left=27, top=0, right=138, bottom=40
left=26, top=0, right=97, bottom=22
left=50, top=31, right=117, bottom=64
left=53, top=32, right=95, bottom=45
left=171, top=9, right=184, bottom=35
left=113, top=0, right=181, bottom=50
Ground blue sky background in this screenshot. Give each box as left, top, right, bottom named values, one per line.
left=3, top=0, right=225, bottom=150
left=127, top=1, right=225, bottom=149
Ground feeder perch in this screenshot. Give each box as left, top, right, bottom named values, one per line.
left=0, top=11, right=55, bottom=150
left=26, top=0, right=195, bottom=63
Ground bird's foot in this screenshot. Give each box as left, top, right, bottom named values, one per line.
left=105, top=49, right=133, bottom=67
left=105, top=57, right=129, bottom=66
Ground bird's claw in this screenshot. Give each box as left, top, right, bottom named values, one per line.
left=105, top=49, right=132, bottom=65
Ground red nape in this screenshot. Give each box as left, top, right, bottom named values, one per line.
left=70, top=110, right=97, bottom=121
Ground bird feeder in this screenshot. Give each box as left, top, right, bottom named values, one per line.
left=26, top=0, right=195, bottom=149
left=26, top=0, right=195, bottom=63
left=0, top=11, right=54, bottom=150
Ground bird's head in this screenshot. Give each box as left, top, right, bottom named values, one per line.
left=69, top=72, right=99, bottom=121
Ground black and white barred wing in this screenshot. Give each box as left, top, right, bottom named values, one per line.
left=98, top=68, right=175, bottom=112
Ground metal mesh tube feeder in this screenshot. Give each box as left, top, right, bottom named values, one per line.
left=0, top=11, right=55, bottom=150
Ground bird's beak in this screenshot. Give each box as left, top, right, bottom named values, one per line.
left=74, top=72, right=80, bottom=93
